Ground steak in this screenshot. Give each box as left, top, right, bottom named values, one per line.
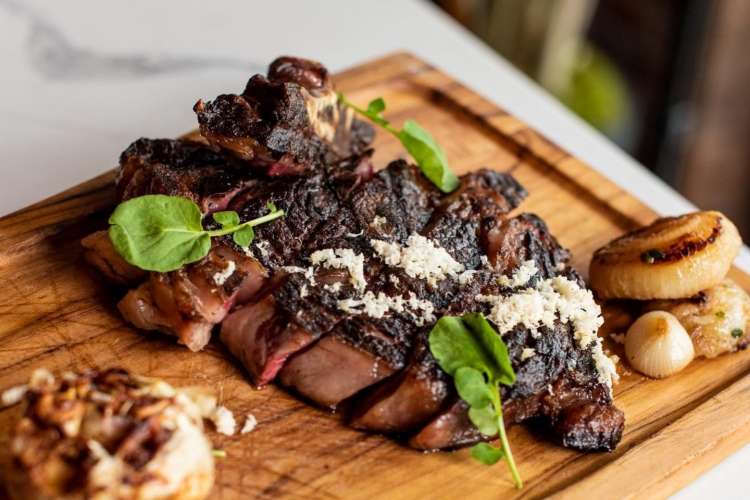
left=194, top=56, right=374, bottom=174
left=84, top=55, right=624, bottom=454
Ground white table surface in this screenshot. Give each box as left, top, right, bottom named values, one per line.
left=0, top=0, right=746, bottom=497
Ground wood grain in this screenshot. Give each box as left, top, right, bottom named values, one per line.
left=1, top=52, right=749, bottom=499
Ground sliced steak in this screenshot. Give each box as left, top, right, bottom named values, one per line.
left=82, top=230, right=146, bottom=285
left=116, top=138, right=256, bottom=212
left=118, top=242, right=265, bottom=351
left=278, top=316, right=411, bottom=409
left=85, top=53, right=624, bottom=455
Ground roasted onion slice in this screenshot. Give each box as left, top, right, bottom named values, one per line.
left=589, top=211, right=741, bottom=300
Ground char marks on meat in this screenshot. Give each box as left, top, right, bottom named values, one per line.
left=84, top=55, right=623, bottom=453
left=194, top=56, right=374, bottom=174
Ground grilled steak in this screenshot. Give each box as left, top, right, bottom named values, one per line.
left=195, top=56, right=374, bottom=174
left=83, top=55, right=624, bottom=454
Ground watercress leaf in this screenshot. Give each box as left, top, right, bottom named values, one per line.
left=108, top=195, right=211, bottom=272
left=213, top=210, right=240, bottom=228
left=468, top=405, right=499, bottom=436
left=454, top=367, right=492, bottom=408
left=471, top=443, right=504, bottom=466
left=266, top=201, right=278, bottom=213
left=232, top=225, right=255, bottom=248
left=367, top=97, right=386, bottom=115
left=462, top=313, right=516, bottom=386
left=428, top=314, right=515, bottom=385
left=398, top=120, right=459, bottom=193
left=428, top=316, right=477, bottom=376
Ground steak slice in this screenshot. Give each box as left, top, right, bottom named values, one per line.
left=278, top=315, right=414, bottom=409
left=262, top=168, right=529, bottom=409
left=194, top=56, right=374, bottom=174
left=81, top=231, right=146, bottom=286
left=116, top=138, right=257, bottom=212
left=117, top=242, right=266, bottom=351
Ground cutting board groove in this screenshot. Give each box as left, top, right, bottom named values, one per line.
left=1, top=52, right=749, bottom=499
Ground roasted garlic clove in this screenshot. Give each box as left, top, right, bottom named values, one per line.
left=625, top=311, right=695, bottom=378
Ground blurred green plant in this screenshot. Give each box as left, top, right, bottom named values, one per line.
left=556, top=44, right=628, bottom=134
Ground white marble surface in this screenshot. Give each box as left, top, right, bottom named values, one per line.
left=0, top=0, right=746, bottom=497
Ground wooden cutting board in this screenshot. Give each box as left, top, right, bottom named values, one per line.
left=2, top=52, right=750, bottom=499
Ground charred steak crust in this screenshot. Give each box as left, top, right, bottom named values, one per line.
left=194, top=56, right=374, bottom=172
left=87, top=55, right=623, bottom=455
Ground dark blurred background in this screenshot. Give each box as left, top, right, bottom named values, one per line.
left=436, top=0, right=750, bottom=239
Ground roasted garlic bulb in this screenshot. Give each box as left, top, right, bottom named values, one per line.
left=4, top=368, right=216, bottom=500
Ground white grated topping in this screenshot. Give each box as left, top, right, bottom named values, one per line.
left=282, top=265, right=316, bottom=285
left=210, top=405, right=236, bottom=436
left=212, top=260, right=236, bottom=286
left=458, top=269, right=478, bottom=285
left=337, top=291, right=435, bottom=326
left=299, top=284, right=308, bottom=298
left=324, top=282, right=342, bottom=293
left=520, top=348, right=536, bottom=361
left=254, top=240, right=271, bottom=258
left=309, top=248, right=367, bottom=292
left=498, top=260, right=538, bottom=288
left=389, top=275, right=401, bottom=287
left=370, top=216, right=387, bottom=230
left=241, top=414, right=258, bottom=434
left=478, top=275, right=614, bottom=390
left=1, top=385, right=28, bottom=407
left=370, top=234, right=464, bottom=287
left=346, top=230, right=364, bottom=238
left=593, top=351, right=620, bottom=386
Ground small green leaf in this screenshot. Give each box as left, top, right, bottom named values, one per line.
left=213, top=210, right=240, bottom=228
left=398, top=120, right=459, bottom=193
left=266, top=201, right=279, bottom=213
left=338, top=94, right=458, bottom=193
left=108, top=195, right=211, bottom=272
left=455, top=367, right=492, bottom=408
left=233, top=225, right=255, bottom=247
left=109, top=195, right=285, bottom=272
left=428, top=314, right=516, bottom=386
left=462, top=313, right=516, bottom=386
left=471, top=443, right=504, bottom=465
left=367, top=98, right=386, bottom=115
left=468, top=405, right=499, bottom=436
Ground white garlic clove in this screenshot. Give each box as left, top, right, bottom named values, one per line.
left=625, top=310, right=695, bottom=378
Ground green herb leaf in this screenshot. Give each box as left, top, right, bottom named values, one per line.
left=109, top=195, right=211, bottom=273
left=455, top=366, right=493, bottom=408
left=233, top=225, right=255, bottom=247
left=429, top=313, right=515, bottom=386
left=468, top=405, right=499, bottom=436
left=213, top=210, right=240, bottom=228
left=338, top=94, right=458, bottom=193
left=471, top=442, right=505, bottom=465
left=428, top=312, right=522, bottom=489
left=731, top=328, right=744, bottom=338
left=367, top=97, right=386, bottom=114
left=109, top=195, right=285, bottom=272
left=462, top=313, right=516, bottom=385
left=398, top=121, right=459, bottom=193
